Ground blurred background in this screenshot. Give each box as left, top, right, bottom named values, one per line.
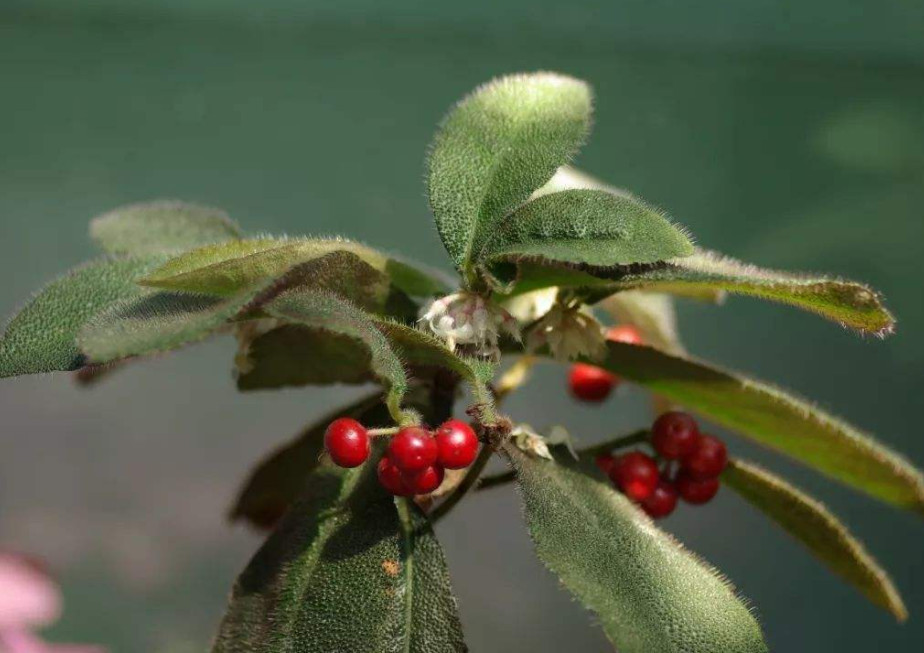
left=1, top=1, right=923, bottom=651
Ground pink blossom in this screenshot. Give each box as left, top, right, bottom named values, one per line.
left=0, top=553, right=105, bottom=653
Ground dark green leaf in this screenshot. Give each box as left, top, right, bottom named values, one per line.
left=593, top=341, right=924, bottom=513
left=78, top=290, right=252, bottom=364
left=214, top=457, right=467, bottom=652
left=139, top=237, right=447, bottom=299
left=0, top=257, right=164, bottom=378
left=507, top=445, right=766, bottom=653
left=265, top=290, right=409, bottom=421
left=90, top=200, right=241, bottom=256
left=236, top=325, right=372, bottom=392
left=723, top=458, right=907, bottom=621
left=477, top=189, right=693, bottom=287
left=228, top=394, right=387, bottom=529
left=427, top=72, right=593, bottom=272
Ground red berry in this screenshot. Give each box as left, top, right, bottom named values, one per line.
left=435, top=419, right=479, bottom=469
left=388, top=427, right=438, bottom=473
left=682, top=434, right=727, bottom=479
left=609, top=452, right=659, bottom=501
left=640, top=480, right=678, bottom=518
left=569, top=363, right=616, bottom=402
left=377, top=457, right=413, bottom=496
left=595, top=454, right=616, bottom=475
left=405, top=465, right=445, bottom=495
left=675, top=472, right=720, bottom=505
left=606, top=325, right=644, bottom=345
left=651, top=411, right=700, bottom=459
left=324, top=418, right=370, bottom=468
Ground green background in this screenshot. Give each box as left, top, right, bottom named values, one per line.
left=1, top=1, right=922, bottom=651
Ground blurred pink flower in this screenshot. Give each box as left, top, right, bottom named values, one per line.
left=0, top=553, right=105, bottom=653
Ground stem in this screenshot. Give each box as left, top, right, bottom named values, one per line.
left=430, top=443, right=494, bottom=523
left=367, top=427, right=400, bottom=437
left=475, top=429, right=651, bottom=492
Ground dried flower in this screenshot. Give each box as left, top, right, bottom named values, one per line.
left=420, top=292, right=520, bottom=353
left=526, top=303, right=606, bottom=361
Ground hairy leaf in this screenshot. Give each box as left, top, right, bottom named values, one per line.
left=140, top=237, right=448, bottom=299
left=236, top=325, right=372, bottom=392
left=214, top=458, right=467, bottom=652
left=427, top=72, right=593, bottom=271
left=229, top=394, right=388, bottom=529
left=507, top=445, right=766, bottom=653
left=265, top=290, right=409, bottom=421
left=90, top=200, right=241, bottom=256
left=375, top=320, right=496, bottom=411
left=477, top=189, right=693, bottom=286
left=605, top=251, right=894, bottom=335
left=0, top=257, right=163, bottom=378
left=593, top=342, right=924, bottom=513
left=78, top=290, right=253, bottom=364
left=723, top=458, right=907, bottom=621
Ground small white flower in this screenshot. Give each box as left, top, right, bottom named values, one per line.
left=419, top=291, right=520, bottom=352
left=511, top=424, right=553, bottom=461
left=526, top=303, right=606, bottom=362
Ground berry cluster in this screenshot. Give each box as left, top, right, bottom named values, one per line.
left=323, top=417, right=480, bottom=496
left=596, top=412, right=727, bottom=519
left=568, top=325, right=643, bottom=402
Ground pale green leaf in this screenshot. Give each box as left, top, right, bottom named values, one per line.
left=214, top=456, right=467, bottom=652
left=228, top=393, right=387, bottom=529
left=604, top=250, right=894, bottom=335
left=236, top=325, right=372, bottom=392
left=90, top=200, right=241, bottom=256
left=265, top=290, right=409, bottom=421
left=477, top=190, right=693, bottom=287
left=593, top=341, right=924, bottom=513
left=507, top=445, right=766, bottom=653
left=427, top=72, right=593, bottom=271
left=723, top=458, right=907, bottom=621
left=0, top=257, right=164, bottom=378
left=139, top=237, right=448, bottom=299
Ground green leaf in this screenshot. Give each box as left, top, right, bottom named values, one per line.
left=0, top=257, right=164, bottom=378
left=265, top=290, right=410, bottom=422
left=214, top=457, right=467, bottom=652
left=723, top=458, right=907, bottom=621
left=593, top=341, right=924, bottom=513
left=228, top=393, right=388, bottom=529
left=236, top=325, right=373, bottom=392
left=374, top=320, right=496, bottom=415
left=604, top=250, right=894, bottom=335
left=90, top=200, right=242, bottom=256
left=477, top=189, right=693, bottom=287
left=427, top=72, right=593, bottom=272
left=506, top=445, right=766, bottom=653
left=77, top=289, right=252, bottom=364
left=139, top=237, right=448, bottom=299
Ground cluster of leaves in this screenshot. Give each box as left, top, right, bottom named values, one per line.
left=0, top=72, right=920, bottom=652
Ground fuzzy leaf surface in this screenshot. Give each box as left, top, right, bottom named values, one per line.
left=236, top=325, right=373, bottom=392
left=427, top=72, right=592, bottom=270
left=723, top=458, right=906, bottom=621
left=78, top=290, right=253, bottom=364
left=228, top=394, right=388, bottom=529
left=214, top=458, right=467, bottom=652
left=594, top=342, right=924, bottom=512
left=0, top=257, right=163, bottom=378
left=140, top=238, right=447, bottom=299
left=90, top=200, right=241, bottom=256
left=507, top=445, right=766, bottom=653
left=477, top=189, right=693, bottom=285
left=265, top=290, right=409, bottom=420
